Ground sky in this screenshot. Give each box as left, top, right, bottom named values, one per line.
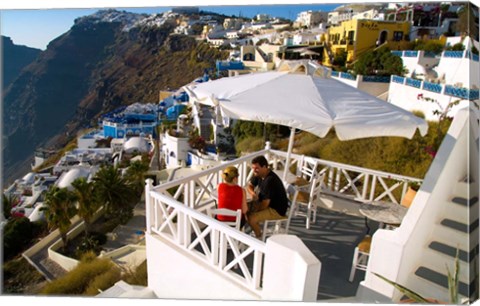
left=0, top=0, right=349, bottom=50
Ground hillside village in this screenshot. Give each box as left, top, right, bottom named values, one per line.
left=2, top=1, right=480, bottom=303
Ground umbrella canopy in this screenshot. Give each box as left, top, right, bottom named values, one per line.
left=300, top=50, right=320, bottom=57
left=184, top=71, right=428, bottom=141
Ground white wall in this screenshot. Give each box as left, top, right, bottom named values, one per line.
left=262, top=235, right=321, bottom=301
left=357, top=78, right=390, bottom=98
left=361, top=108, right=470, bottom=301
left=164, top=132, right=190, bottom=168
left=400, top=51, right=440, bottom=77
left=388, top=81, right=471, bottom=121
left=146, top=233, right=321, bottom=301
left=436, top=52, right=479, bottom=87
left=146, top=234, right=261, bottom=300
left=293, top=33, right=319, bottom=45
left=331, top=75, right=389, bottom=99
left=77, top=137, right=96, bottom=149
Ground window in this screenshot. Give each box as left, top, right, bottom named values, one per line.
left=393, top=31, right=403, bottom=41
left=348, top=31, right=355, bottom=44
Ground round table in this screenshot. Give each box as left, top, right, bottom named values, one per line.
left=359, top=201, right=408, bottom=232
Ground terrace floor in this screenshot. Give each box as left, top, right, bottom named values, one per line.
left=288, top=206, right=380, bottom=301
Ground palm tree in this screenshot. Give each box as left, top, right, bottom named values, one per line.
left=71, top=177, right=100, bottom=235
left=2, top=193, right=17, bottom=220
left=125, top=160, right=150, bottom=196
left=93, top=165, right=136, bottom=222
left=42, top=186, right=77, bottom=251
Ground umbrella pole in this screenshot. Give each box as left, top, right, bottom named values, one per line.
left=284, top=127, right=296, bottom=182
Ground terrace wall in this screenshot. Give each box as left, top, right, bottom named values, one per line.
left=361, top=108, right=473, bottom=301
left=388, top=76, right=474, bottom=121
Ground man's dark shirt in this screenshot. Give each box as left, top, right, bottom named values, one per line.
left=250, top=170, right=288, bottom=216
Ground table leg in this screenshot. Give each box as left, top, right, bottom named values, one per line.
left=364, top=217, right=371, bottom=235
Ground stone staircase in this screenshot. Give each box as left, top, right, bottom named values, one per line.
left=410, top=177, right=478, bottom=302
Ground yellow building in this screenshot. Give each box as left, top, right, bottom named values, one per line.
left=322, top=19, right=411, bottom=66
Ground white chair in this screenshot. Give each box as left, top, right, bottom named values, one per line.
left=261, top=187, right=299, bottom=242
left=209, top=208, right=244, bottom=268
left=297, top=158, right=319, bottom=183
left=349, top=235, right=372, bottom=282
left=209, top=208, right=242, bottom=230
left=294, top=172, right=325, bottom=229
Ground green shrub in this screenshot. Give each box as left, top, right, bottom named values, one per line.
left=287, top=119, right=449, bottom=180
left=3, top=257, right=45, bottom=294
left=84, top=267, right=122, bottom=296
left=75, top=232, right=107, bottom=257
left=353, top=47, right=404, bottom=76
left=411, top=110, right=426, bottom=119
left=235, top=136, right=265, bottom=154
left=3, top=217, right=46, bottom=260
left=413, top=40, right=444, bottom=54
left=122, top=260, right=148, bottom=286
left=41, top=253, right=115, bottom=295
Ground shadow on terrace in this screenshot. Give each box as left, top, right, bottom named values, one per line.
left=145, top=148, right=421, bottom=301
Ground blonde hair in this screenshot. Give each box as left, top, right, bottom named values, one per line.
left=222, top=166, right=239, bottom=183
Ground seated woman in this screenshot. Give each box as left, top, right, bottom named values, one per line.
left=217, top=166, right=248, bottom=228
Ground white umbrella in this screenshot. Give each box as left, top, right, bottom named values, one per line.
left=184, top=70, right=428, bottom=179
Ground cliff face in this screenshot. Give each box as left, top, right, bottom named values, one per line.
left=2, top=36, right=42, bottom=89
left=2, top=10, right=228, bottom=184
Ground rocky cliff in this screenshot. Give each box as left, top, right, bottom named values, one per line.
left=2, top=36, right=42, bottom=89
left=2, top=9, right=228, bottom=184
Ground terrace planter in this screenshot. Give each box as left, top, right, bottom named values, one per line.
left=401, top=186, right=417, bottom=208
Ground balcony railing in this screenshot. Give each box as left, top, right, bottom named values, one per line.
left=422, top=81, right=443, bottom=93
left=406, top=77, right=422, bottom=89
left=404, top=50, right=419, bottom=58
left=339, top=72, right=356, bottom=81
left=146, top=151, right=268, bottom=293
left=145, top=149, right=422, bottom=293
left=268, top=149, right=422, bottom=204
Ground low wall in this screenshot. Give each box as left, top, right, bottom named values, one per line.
left=47, top=207, right=106, bottom=271
left=388, top=81, right=471, bottom=121
left=146, top=233, right=261, bottom=300
left=48, top=239, right=80, bottom=272
left=146, top=233, right=321, bottom=301
left=23, top=208, right=105, bottom=274
left=23, top=215, right=81, bottom=258
left=262, top=235, right=321, bottom=301
left=331, top=74, right=389, bottom=98
left=100, top=244, right=145, bottom=260
left=48, top=220, right=85, bottom=271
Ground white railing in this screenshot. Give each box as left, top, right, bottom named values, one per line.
left=146, top=148, right=422, bottom=294
left=269, top=149, right=422, bottom=204
left=146, top=151, right=269, bottom=293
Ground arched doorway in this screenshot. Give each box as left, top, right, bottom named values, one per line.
left=379, top=30, right=388, bottom=45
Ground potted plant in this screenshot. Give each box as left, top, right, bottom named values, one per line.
left=374, top=249, right=464, bottom=304
left=401, top=182, right=420, bottom=208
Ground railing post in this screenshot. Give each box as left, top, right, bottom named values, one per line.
left=211, top=228, right=219, bottom=266
left=145, top=179, right=153, bottom=234
left=362, top=174, right=369, bottom=201
left=334, top=168, right=341, bottom=192
left=370, top=175, right=377, bottom=202
left=265, top=141, right=271, bottom=162
left=401, top=181, right=409, bottom=203
left=327, top=166, right=334, bottom=190
left=252, top=250, right=263, bottom=289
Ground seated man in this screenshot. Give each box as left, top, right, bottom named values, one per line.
left=247, top=155, right=288, bottom=239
